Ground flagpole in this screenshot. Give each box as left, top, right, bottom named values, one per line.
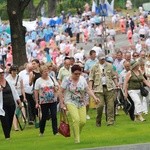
left=100, top=0, right=108, bottom=55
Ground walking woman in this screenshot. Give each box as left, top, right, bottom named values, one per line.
left=0, top=68, right=20, bottom=139
left=29, top=59, right=41, bottom=124
left=34, top=65, right=59, bottom=136
left=6, top=65, right=26, bottom=131
left=124, top=61, right=150, bottom=121
left=59, top=65, right=99, bottom=143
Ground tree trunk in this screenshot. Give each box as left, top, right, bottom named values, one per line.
left=48, top=0, right=57, bottom=17
left=28, top=0, right=36, bottom=20
left=7, top=0, right=30, bottom=66
left=28, top=0, right=46, bottom=20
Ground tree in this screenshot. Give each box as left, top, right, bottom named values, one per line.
left=28, top=0, right=46, bottom=20
left=47, top=0, right=57, bottom=17
left=7, top=0, right=31, bottom=66
left=7, top=0, right=30, bottom=66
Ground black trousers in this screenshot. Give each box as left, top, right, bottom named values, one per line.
left=76, top=33, right=80, bottom=43
left=40, top=102, right=58, bottom=135
left=25, top=93, right=36, bottom=122
left=0, top=104, right=15, bottom=138
left=128, top=95, right=135, bottom=121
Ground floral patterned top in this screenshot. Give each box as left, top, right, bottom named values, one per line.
left=61, top=75, right=88, bottom=108
left=34, top=76, right=58, bottom=104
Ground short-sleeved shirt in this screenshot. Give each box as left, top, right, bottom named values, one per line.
left=34, top=76, right=58, bottom=104
left=61, top=76, right=88, bottom=108
left=57, top=66, right=71, bottom=82
left=84, top=58, right=98, bottom=71
left=6, top=74, right=22, bottom=96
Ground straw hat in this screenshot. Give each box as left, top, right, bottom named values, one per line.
left=130, top=60, right=139, bottom=70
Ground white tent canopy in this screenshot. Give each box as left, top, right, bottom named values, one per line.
left=143, top=2, right=150, bottom=11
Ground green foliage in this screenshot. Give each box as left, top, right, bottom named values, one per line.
left=56, top=0, right=91, bottom=15
left=0, top=4, right=8, bottom=20
left=1, top=109, right=150, bottom=150
left=114, top=0, right=126, bottom=9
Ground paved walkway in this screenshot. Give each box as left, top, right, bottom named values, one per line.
left=76, top=33, right=130, bottom=56
left=81, top=143, right=150, bottom=150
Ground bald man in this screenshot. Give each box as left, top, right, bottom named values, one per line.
left=19, top=63, right=35, bottom=124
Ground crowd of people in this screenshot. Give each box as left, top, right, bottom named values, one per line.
left=0, top=1, right=150, bottom=144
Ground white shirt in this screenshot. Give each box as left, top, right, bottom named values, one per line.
left=135, top=43, right=142, bottom=53
left=139, top=28, right=146, bottom=35
left=6, top=74, right=22, bottom=96
left=99, top=64, right=106, bottom=85
left=92, top=46, right=103, bottom=56
left=19, top=69, right=33, bottom=94
left=74, top=52, right=84, bottom=63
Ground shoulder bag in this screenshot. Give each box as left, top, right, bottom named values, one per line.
left=132, top=71, right=148, bottom=97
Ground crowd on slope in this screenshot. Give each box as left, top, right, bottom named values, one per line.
left=0, top=2, right=150, bottom=144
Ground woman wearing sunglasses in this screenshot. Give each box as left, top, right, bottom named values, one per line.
left=59, top=64, right=100, bottom=143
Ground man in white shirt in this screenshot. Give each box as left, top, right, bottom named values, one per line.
left=19, top=63, right=35, bottom=125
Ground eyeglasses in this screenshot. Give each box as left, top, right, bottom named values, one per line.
left=133, top=55, right=138, bottom=57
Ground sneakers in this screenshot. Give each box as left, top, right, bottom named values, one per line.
left=39, top=133, right=43, bottom=137
left=135, top=115, right=146, bottom=122
left=86, top=115, right=90, bottom=120
left=54, top=133, right=59, bottom=136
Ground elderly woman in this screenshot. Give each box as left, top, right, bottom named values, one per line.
left=6, top=65, right=26, bottom=131
left=59, top=65, right=99, bottom=144
left=0, top=68, right=20, bottom=139
left=124, top=61, right=150, bottom=121
left=34, top=65, right=59, bottom=136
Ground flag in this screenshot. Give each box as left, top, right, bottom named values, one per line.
left=105, top=0, right=114, bottom=16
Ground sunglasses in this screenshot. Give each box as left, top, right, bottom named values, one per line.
left=133, top=55, right=138, bottom=57
left=0, top=72, right=4, bottom=74
left=74, top=72, right=81, bottom=75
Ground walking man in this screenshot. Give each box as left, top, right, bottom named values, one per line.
left=89, top=53, right=119, bottom=126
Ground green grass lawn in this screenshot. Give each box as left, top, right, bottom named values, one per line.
left=0, top=109, right=150, bottom=150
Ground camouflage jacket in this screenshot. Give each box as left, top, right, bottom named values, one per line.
left=89, top=62, right=117, bottom=93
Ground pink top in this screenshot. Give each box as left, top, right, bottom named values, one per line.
left=40, top=41, right=46, bottom=48
left=6, top=52, right=13, bottom=65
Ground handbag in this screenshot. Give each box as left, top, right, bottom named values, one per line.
left=140, top=86, right=148, bottom=97
left=132, top=71, right=149, bottom=97
left=116, top=88, right=132, bottom=114
left=58, top=109, right=70, bottom=137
